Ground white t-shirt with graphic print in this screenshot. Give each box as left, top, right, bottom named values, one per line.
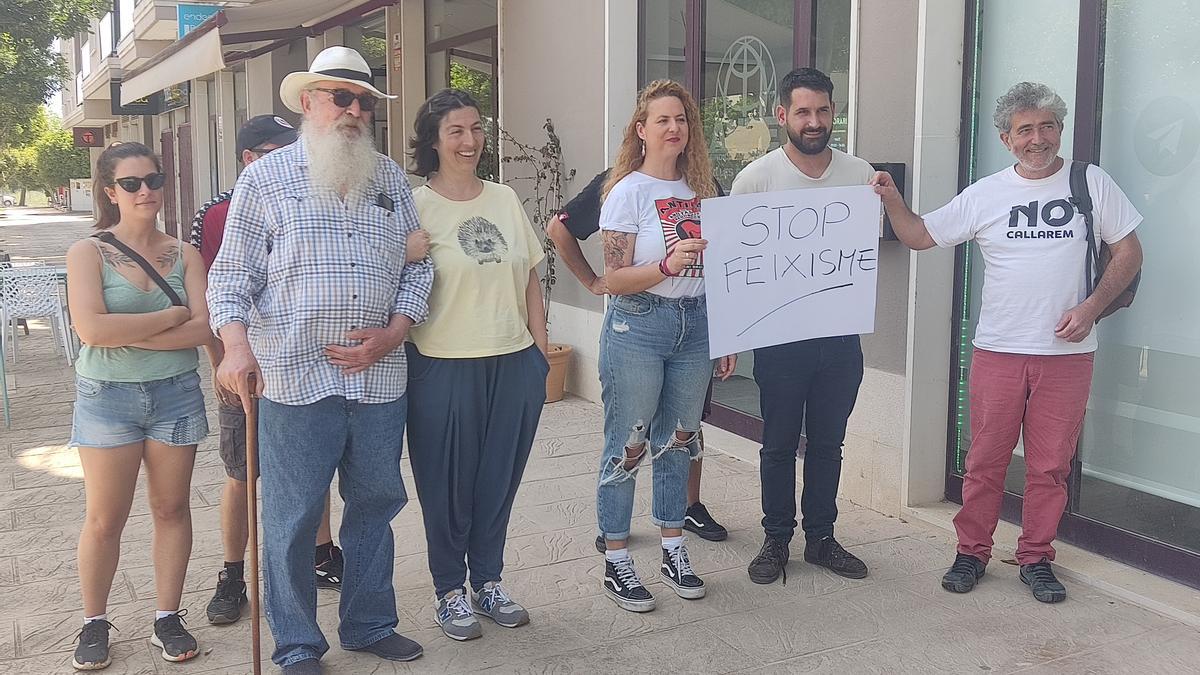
left=924, top=161, right=1142, bottom=355
left=600, top=171, right=705, bottom=298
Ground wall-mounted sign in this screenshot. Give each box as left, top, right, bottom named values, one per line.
left=73, top=127, right=105, bottom=148
left=161, top=82, right=191, bottom=114
left=111, top=80, right=159, bottom=115
left=178, top=4, right=221, bottom=38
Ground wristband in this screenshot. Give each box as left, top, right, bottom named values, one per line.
left=659, top=258, right=677, bottom=277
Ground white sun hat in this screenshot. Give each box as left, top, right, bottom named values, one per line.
left=279, top=46, right=396, bottom=113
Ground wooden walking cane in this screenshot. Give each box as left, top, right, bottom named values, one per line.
left=244, top=373, right=263, bottom=675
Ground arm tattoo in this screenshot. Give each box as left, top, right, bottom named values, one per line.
left=602, top=231, right=634, bottom=271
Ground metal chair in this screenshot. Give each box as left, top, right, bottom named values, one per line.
left=0, top=264, right=74, bottom=367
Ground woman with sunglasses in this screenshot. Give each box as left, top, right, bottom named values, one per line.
left=65, top=142, right=213, bottom=670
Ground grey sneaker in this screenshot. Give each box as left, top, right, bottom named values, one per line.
left=434, top=590, right=482, bottom=641
left=72, top=619, right=115, bottom=670
left=471, top=582, right=529, bottom=628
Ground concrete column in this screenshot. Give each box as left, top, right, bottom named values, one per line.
left=901, top=0, right=966, bottom=508
left=191, top=78, right=213, bottom=204
left=604, top=0, right=638, bottom=164
left=215, top=70, right=237, bottom=190
left=245, top=52, right=275, bottom=117
left=387, top=0, right=426, bottom=163
left=306, top=35, right=325, bottom=63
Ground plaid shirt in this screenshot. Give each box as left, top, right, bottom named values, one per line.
left=207, top=141, right=433, bottom=405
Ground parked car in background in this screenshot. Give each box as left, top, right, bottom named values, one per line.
left=1, top=195, right=15, bottom=207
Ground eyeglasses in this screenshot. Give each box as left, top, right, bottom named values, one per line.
left=312, top=88, right=378, bottom=113
left=112, top=172, right=167, bottom=193
left=249, top=146, right=280, bottom=155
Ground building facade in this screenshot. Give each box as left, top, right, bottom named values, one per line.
left=58, top=0, right=1200, bottom=589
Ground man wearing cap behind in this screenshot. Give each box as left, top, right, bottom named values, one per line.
left=208, top=47, right=432, bottom=673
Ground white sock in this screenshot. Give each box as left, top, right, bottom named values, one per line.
left=155, top=610, right=177, bottom=621
left=83, top=614, right=107, bottom=626
left=605, top=548, right=630, bottom=563
left=661, top=535, right=684, bottom=551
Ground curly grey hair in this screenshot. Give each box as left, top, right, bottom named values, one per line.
left=993, top=82, right=1069, bottom=133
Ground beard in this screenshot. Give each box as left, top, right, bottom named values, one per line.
left=302, top=116, right=378, bottom=195
left=786, top=125, right=832, bottom=155
left=1014, top=145, right=1059, bottom=173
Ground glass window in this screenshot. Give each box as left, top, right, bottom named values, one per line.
left=1077, top=0, right=1200, bottom=552
left=642, top=0, right=687, bottom=84
left=953, top=0, right=1080, bottom=489
left=814, top=0, right=852, bottom=151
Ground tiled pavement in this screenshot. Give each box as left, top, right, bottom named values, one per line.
left=3, top=207, right=1199, bottom=673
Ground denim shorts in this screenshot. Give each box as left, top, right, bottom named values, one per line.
left=70, top=371, right=209, bottom=448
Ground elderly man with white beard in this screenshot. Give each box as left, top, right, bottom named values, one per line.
left=207, top=46, right=433, bottom=673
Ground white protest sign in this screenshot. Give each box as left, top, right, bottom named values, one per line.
left=701, top=185, right=881, bottom=358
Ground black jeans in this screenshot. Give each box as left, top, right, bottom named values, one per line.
left=754, top=335, right=864, bottom=543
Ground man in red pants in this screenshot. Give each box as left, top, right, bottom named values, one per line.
left=872, top=82, right=1143, bottom=603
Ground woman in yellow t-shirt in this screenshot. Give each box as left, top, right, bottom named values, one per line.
left=405, top=89, right=549, bottom=642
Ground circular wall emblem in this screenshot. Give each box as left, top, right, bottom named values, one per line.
left=1134, top=96, right=1199, bottom=177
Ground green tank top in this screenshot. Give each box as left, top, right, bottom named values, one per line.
left=74, top=244, right=200, bottom=383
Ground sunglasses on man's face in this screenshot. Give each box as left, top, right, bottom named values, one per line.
left=313, top=88, right=378, bottom=113
left=113, top=172, right=167, bottom=193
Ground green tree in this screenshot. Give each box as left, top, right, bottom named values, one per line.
left=0, top=0, right=107, bottom=148
left=0, top=145, right=43, bottom=205
left=36, top=125, right=89, bottom=189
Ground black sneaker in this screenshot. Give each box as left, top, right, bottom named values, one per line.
left=72, top=619, right=115, bottom=671
left=804, top=536, right=868, bottom=579
left=603, top=557, right=656, bottom=612
left=941, top=553, right=987, bottom=593
left=683, top=502, right=729, bottom=542
left=660, top=541, right=706, bottom=599
left=1020, top=558, right=1067, bottom=603
left=748, top=535, right=790, bottom=584
left=206, top=568, right=248, bottom=625
left=151, top=610, right=198, bottom=662
left=315, top=544, right=344, bottom=591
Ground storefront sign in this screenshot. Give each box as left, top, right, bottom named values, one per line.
left=701, top=185, right=881, bottom=357
left=178, top=4, right=221, bottom=38
left=161, top=82, right=191, bottom=114
left=73, top=127, right=105, bottom=148
left=111, top=80, right=159, bottom=115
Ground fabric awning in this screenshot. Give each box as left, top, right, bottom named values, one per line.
left=120, top=0, right=396, bottom=106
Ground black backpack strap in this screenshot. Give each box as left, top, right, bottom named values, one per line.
left=1068, top=160, right=1098, bottom=295
left=92, top=231, right=186, bottom=306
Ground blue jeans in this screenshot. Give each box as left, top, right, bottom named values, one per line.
left=597, top=292, right=711, bottom=540
left=258, top=395, right=409, bottom=667
left=70, top=371, right=208, bottom=448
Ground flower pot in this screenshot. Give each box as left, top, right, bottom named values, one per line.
left=544, top=343, right=573, bottom=403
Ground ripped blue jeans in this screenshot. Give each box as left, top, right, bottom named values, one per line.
left=597, top=292, right=712, bottom=540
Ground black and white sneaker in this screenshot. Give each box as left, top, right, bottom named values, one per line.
left=150, top=610, right=198, bottom=663
left=315, top=544, right=344, bottom=591
left=661, top=540, right=706, bottom=599
left=603, top=557, right=655, bottom=612
left=683, top=502, right=728, bottom=542
left=206, top=568, right=248, bottom=624
left=72, top=619, right=115, bottom=671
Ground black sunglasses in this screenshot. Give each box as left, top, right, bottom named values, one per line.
left=313, top=87, right=378, bottom=112
left=249, top=146, right=280, bottom=155
left=113, top=173, right=167, bottom=193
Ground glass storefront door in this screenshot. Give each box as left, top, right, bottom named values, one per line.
left=951, top=0, right=1200, bottom=586
left=637, top=0, right=856, bottom=434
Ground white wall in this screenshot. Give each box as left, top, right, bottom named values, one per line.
left=499, top=0, right=630, bottom=401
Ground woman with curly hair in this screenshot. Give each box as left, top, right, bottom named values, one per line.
left=404, top=88, right=549, bottom=641
left=597, top=79, right=737, bottom=612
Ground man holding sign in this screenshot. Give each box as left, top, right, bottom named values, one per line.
left=725, top=68, right=877, bottom=585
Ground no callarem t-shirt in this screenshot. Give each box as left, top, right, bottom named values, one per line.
left=408, top=181, right=545, bottom=358
left=923, top=161, right=1142, bottom=355
left=599, top=171, right=705, bottom=298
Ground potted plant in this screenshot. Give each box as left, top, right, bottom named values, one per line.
left=500, top=120, right=576, bottom=403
